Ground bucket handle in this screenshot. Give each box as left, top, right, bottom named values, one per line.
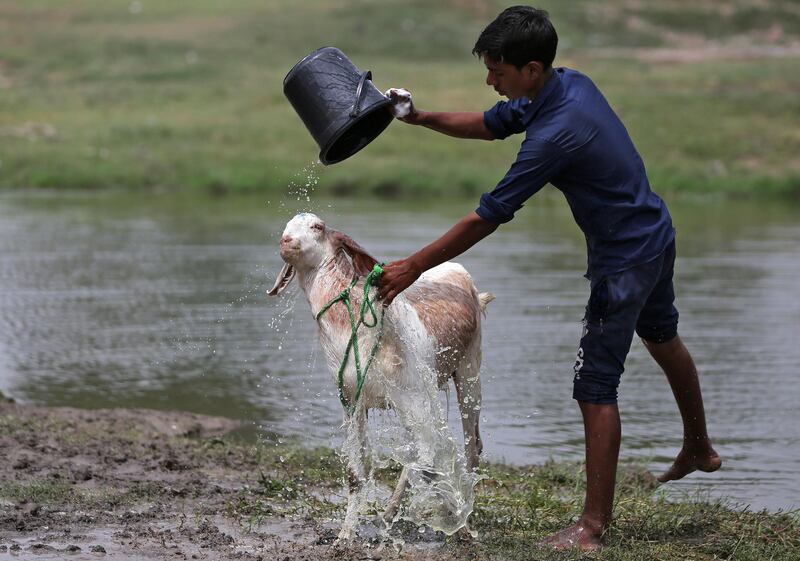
left=350, top=70, right=372, bottom=118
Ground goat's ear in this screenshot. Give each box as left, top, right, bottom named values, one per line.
left=268, top=262, right=296, bottom=296
left=330, top=230, right=378, bottom=276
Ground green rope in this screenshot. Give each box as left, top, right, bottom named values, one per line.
left=315, top=264, right=385, bottom=415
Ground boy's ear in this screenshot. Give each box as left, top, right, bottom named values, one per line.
left=524, top=60, right=545, bottom=78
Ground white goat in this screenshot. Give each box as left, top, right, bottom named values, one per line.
left=268, top=212, right=493, bottom=539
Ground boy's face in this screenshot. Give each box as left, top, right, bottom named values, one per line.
left=483, top=56, right=541, bottom=100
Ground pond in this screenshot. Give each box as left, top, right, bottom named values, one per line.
left=0, top=188, right=798, bottom=513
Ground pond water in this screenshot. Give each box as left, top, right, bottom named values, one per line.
left=0, top=189, right=798, bottom=513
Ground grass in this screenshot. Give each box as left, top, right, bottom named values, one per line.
left=0, top=479, right=166, bottom=512
left=0, top=1, right=798, bottom=198
left=2, top=407, right=798, bottom=561
left=222, top=444, right=800, bottom=561
left=468, top=460, right=800, bottom=560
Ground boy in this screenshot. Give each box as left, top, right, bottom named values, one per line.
left=377, top=6, right=721, bottom=551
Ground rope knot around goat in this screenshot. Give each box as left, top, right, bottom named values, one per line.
left=315, top=264, right=385, bottom=415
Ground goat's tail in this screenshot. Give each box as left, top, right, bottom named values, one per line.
left=478, top=292, right=496, bottom=312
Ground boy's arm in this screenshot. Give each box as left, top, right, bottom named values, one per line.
left=387, top=90, right=494, bottom=140
left=411, top=111, right=495, bottom=140
left=377, top=212, right=498, bottom=305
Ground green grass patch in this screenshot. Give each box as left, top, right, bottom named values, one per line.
left=0, top=479, right=164, bottom=511
left=465, top=460, right=800, bottom=560
left=0, top=1, right=798, bottom=197
left=0, top=481, right=77, bottom=505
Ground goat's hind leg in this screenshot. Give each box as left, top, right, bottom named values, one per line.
left=454, top=352, right=482, bottom=470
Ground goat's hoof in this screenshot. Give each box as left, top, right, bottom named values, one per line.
left=454, top=525, right=477, bottom=542
left=381, top=507, right=400, bottom=527
left=335, top=529, right=355, bottom=545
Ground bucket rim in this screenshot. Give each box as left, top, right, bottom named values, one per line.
left=318, top=97, right=393, bottom=165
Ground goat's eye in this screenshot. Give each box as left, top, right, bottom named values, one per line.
left=311, top=223, right=324, bottom=231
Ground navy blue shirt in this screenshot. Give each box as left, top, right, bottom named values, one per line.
left=477, top=67, right=675, bottom=279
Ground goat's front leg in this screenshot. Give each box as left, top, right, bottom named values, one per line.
left=337, top=406, right=369, bottom=542
left=382, top=466, right=409, bottom=525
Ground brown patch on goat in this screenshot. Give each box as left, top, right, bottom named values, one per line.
left=403, top=282, right=480, bottom=374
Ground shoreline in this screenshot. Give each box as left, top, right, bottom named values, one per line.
left=2, top=399, right=798, bottom=560
left=0, top=399, right=380, bottom=560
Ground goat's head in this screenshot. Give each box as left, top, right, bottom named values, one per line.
left=268, top=213, right=378, bottom=296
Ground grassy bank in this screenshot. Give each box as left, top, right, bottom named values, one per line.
left=1, top=399, right=798, bottom=560
left=235, top=447, right=800, bottom=560
left=0, top=1, right=799, bottom=197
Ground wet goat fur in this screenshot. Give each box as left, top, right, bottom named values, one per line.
left=269, top=213, right=493, bottom=538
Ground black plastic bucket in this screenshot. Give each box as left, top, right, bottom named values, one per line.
left=283, top=47, right=393, bottom=165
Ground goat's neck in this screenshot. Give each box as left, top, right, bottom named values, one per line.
left=298, top=251, right=355, bottom=316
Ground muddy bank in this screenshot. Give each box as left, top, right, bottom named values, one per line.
left=2, top=398, right=798, bottom=561
left=0, top=399, right=460, bottom=560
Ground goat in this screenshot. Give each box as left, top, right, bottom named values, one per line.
left=268, top=212, right=494, bottom=540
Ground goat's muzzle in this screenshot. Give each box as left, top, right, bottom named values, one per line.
left=279, top=236, right=301, bottom=261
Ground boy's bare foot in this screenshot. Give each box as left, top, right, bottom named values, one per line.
left=658, top=446, right=721, bottom=483
left=537, top=519, right=604, bottom=551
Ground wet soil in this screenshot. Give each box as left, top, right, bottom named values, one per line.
left=0, top=400, right=463, bottom=561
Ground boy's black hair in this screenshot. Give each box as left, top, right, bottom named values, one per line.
left=472, top=6, right=558, bottom=69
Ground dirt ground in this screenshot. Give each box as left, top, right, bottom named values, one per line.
left=0, top=399, right=463, bottom=561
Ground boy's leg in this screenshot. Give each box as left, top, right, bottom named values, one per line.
left=643, top=335, right=721, bottom=481
left=541, top=264, right=654, bottom=550
left=580, top=401, right=620, bottom=528
left=539, top=401, right=620, bottom=550
left=635, top=241, right=721, bottom=482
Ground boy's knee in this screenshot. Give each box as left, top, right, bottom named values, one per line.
left=636, top=322, right=678, bottom=345
left=573, top=371, right=620, bottom=404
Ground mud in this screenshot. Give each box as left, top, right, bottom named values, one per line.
left=0, top=399, right=465, bottom=560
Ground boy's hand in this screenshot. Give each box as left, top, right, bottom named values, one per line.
left=377, top=257, right=422, bottom=306
left=385, top=88, right=423, bottom=125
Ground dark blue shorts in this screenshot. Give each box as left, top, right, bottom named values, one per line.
left=572, top=241, right=679, bottom=404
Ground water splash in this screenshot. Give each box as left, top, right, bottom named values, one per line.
left=286, top=161, right=321, bottom=205
left=336, top=297, right=480, bottom=542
